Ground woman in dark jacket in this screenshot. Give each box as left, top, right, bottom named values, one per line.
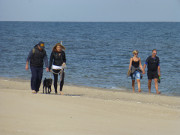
left=49, top=42, right=66, bottom=95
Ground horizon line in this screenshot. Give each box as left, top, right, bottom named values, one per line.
left=0, top=20, right=180, bottom=23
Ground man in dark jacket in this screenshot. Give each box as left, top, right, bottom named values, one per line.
left=26, top=41, right=49, bottom=93
left=143, top=49, right=161, bottom=94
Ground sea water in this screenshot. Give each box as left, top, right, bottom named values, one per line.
left=0, top=22, right=180, bottom=96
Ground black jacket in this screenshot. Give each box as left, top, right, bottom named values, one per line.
left=49, top=51, right=66, bottom=70
left=27, top=45, right=48, bottom=68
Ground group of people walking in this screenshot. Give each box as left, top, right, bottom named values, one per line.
left=128, top=49, right=161, bottom=94
left=25, top=41, right=161, bottom=95
left=25, top=41, right=66, bottom=95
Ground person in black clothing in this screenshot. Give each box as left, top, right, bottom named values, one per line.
left=49, top=42, right=66, bottom=95
left=129, top=50, right=143, bottom=93
left=25, top=41, right=49, bottom=94
left=143, top=49, right=161, bottom=94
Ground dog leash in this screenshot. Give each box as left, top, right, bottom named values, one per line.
left=50, top=69, right=64, bottom=81
left=50, top=68, right=64, bottom=77
left=50, top=69, right=61, bottom=75
left=49, top=64, right=66, bottom=79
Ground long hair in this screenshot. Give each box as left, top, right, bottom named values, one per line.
left=52, top=43, right=66, bottom=52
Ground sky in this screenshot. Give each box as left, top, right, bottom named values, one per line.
left=0, top=0, right=180, bottom=22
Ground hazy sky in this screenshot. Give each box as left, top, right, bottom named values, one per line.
left=0, top=0, right=180, bottom=22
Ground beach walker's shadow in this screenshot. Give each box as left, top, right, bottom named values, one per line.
left=64, top=94, right=83, bottom=97
left=40, top=92, right=83, bottom=97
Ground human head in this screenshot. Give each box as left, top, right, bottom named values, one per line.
left=38, top=41, right=45, bottom=51
left=53, top=42, right=66, bottom=52
left=132, top=50, right=139, bottom=56
left=152, top=49, right=157, bottom=57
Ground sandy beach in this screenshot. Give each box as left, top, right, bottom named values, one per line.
left=0, top=78, right=180, bottom=135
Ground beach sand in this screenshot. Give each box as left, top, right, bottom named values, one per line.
left=0, top=78, right=180, bottom=135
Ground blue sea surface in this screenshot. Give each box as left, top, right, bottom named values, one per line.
left=0, top=22, right=180, bottom=96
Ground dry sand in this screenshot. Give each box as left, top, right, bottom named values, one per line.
left=0, top=78, right=180, bottom=135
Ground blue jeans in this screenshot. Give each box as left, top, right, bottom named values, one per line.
left=131, top=70, right=141, bottom=80
left=30, top=66, right=43, bottom=92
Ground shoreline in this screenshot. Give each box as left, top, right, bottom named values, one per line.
left=0, top=77, right=180, bottom=109
left=0, top=76, right=179, bottom=97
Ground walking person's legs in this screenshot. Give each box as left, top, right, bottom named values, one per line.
left=154, top=78, right=161, bottom=94
left=36, top=67, right=43, bottom=92
left=53, top=70, right=60, bottom=94
left=136, top=71, right=141, bottom=92
left=148, top=79, right=152, bottom=93
left=137, top=79, right=141, bottom=92
left=132, top=80, right=135, bottom=92
left=30, top=66, right=37, bottom=93
left=53, top=74, right=58, bottom=94
left=131, top=72, right=135, bottom=92
left=131, top=71, right=141, bottom=93
left=60, top=70, right=65, bottom=95
left=147, top=72, right=152, bottom=93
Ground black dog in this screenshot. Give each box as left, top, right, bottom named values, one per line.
left=43, top=78, right=52, bottom=94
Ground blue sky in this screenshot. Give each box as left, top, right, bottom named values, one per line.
left=0, top=0, right=180, bottom=22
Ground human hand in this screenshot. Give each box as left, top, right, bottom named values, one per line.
left=142, top=70, right=145, bottom=74
left=62, top=63, right=66, bottom=68
left=25, top=64, right=29, bottom=70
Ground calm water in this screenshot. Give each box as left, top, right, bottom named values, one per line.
left=0, top=22, right=180, bottom=96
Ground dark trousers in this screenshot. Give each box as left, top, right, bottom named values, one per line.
left=30, top=66, right=43, bottom=92
left=53, top=69, right=65, bottom=93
